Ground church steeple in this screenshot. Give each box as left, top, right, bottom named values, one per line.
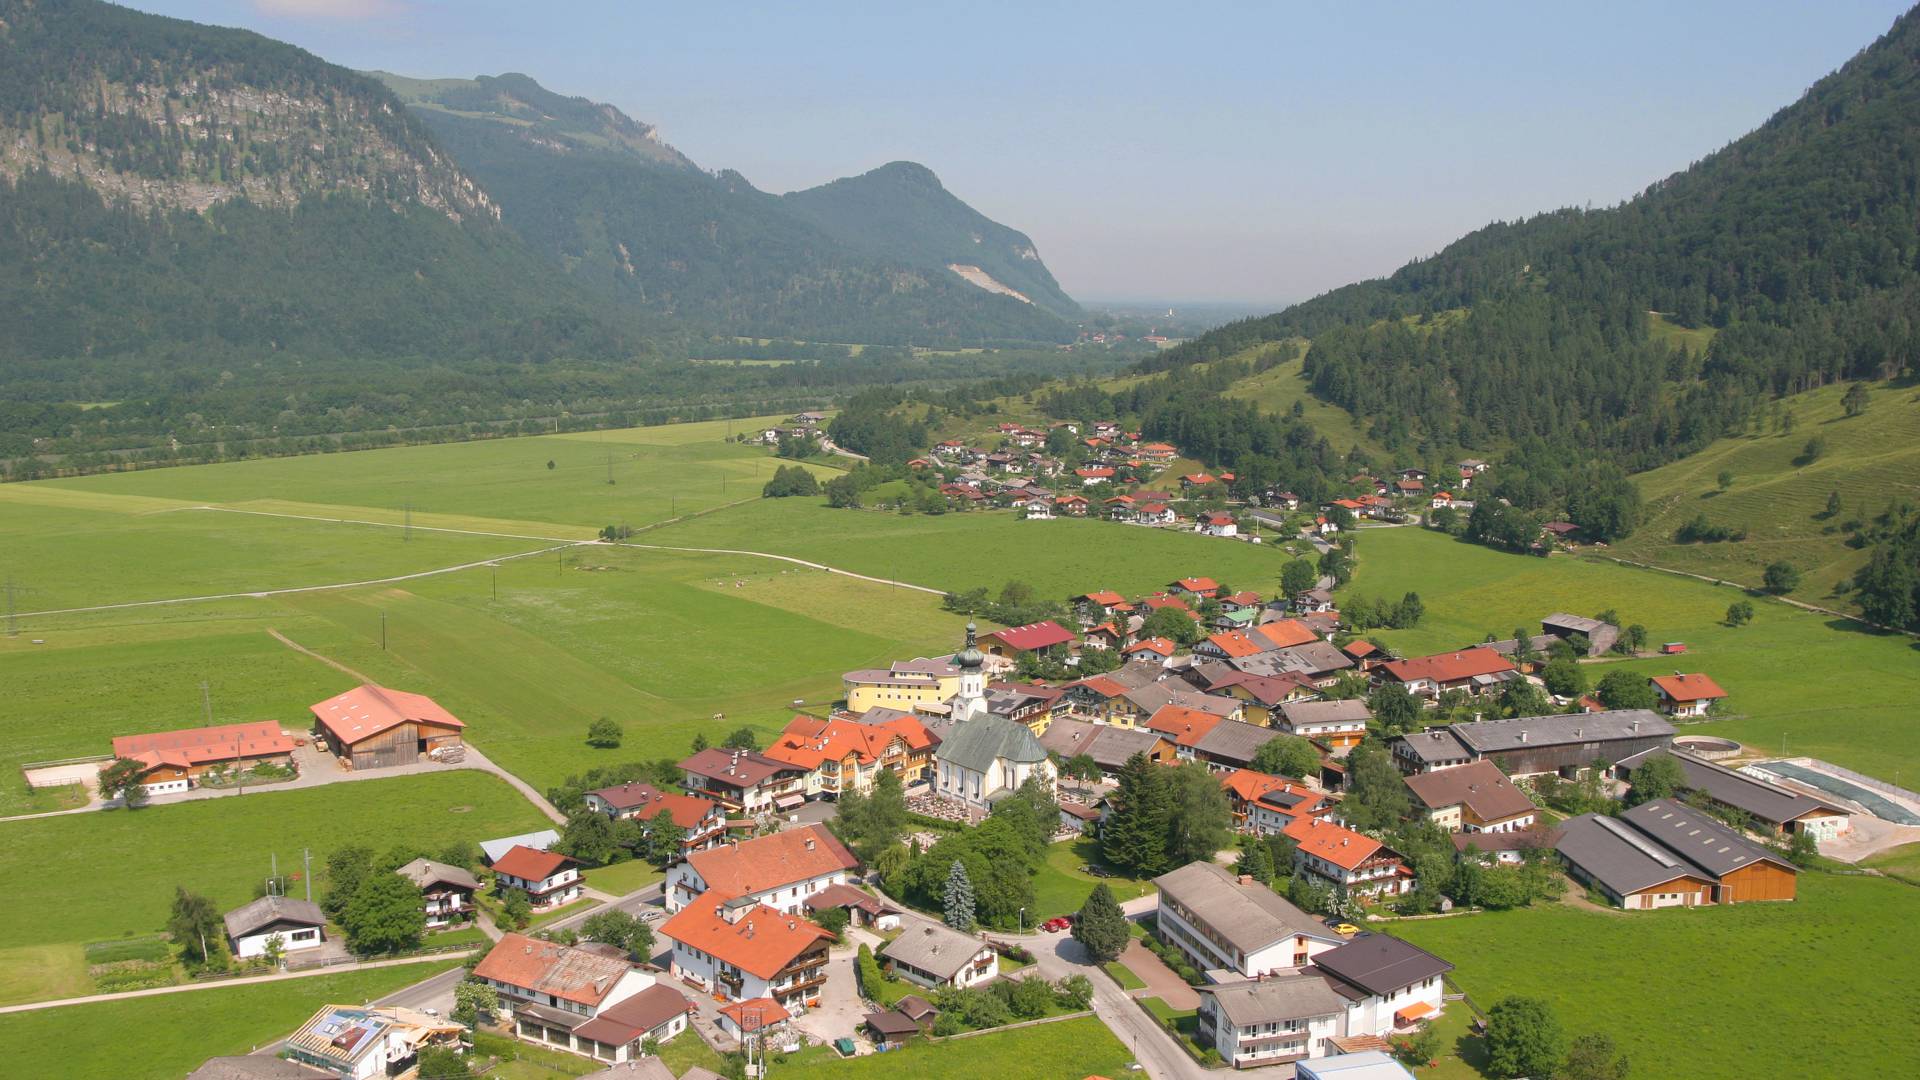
left=952, top=621, right=986, bottom=721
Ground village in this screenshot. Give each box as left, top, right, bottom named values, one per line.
left=92, top=525, right=1890, bottom=1080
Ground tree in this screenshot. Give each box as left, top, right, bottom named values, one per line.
left=582, top=909, right=654, bottom=958
left=1056, top=973, right=1094, bottom=1010
left=836, top=768, right=908, bottom=863
left=762, top=464, right=820, bottom=497
left=262, top=932, right=287, bottom=968
left=1008, top=974, right=1057, bottom=1019
left=1784, top=829, right=1820, bottom=868
left=1541, top=657, right=1588, bottom=699
left=98, top=757, right=151, bottom=808
left=1622, top=624, right=1648, bottom=654
left=1485, top=996, right=1566, bottom=1079
left=1141, top=605, right=1201, bottom=646
left=1842, top=381, right=1871, bottom=418
left=1166, top=763, right=1234, bottom=868
left=416, top=1046, right=474, bottom=1080
left=1625, top=753, right=1685, bottom=806
left=499, top=888, right=533, bottom=931
left=642, top=809, right=688, bottom=866
left=1716, top=470, right=1734, bottom=492
left=1555, top=1032, right=1629, bottom=1080
left=322, top=845, right=375, bottom=920
left=586, top=717, right=623, bottom=749
left=1367, top=683, right=1422, bottom=736
left=1825, top=490, right=1843, bottom=518
left=557, top=811, right=618, bottom=866
left=1725, top=599, right=1755, bottom=626
left=1071, top=883, right=1130, bottom=963
left=168, top=887, right=224, bottom=966
left=690, top=732, right=710, bottom=753
left=857, top=943, right=887, bottom=1002
left=824, top=473, right=863, bottom=508
left=943, top=860, right=977, bottom=931
left=813, top=906, right=851, bottom=941
left=1102, top=753, right=1173, bottom=875
left=1341, top=742, right=1412, bottom=831
left=1594, top=669, right=1657, bottom=711
left=1762, top=561, right=1801, bottom=594
left=1497, top=679, right=1554, bottom=719
left=1391, top=591, right=1425, bottom=628
left=1801, top=435, right=1827, bottom=464
left=1280, top=558, right=1319, bottom=598
left=1234, top=834, right=1276, bottom=884
left=1251, top=734, right=1321, bottom=779
left=722, top=727, right=759, bottom=751
left=1061, top=753, right=1102, bottom=795
left=340, top=871, right=426, bottom=955
left=453, top=979, right=499, bottom=1027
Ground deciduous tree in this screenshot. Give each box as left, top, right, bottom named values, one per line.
left=341, top=872, right=426, bottom=955
left=1485, top=996, right=1566, bottom=1079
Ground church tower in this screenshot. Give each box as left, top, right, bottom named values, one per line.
left=952, top=621, right=987, bottom=722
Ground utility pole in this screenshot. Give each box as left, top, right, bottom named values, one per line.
left=200, top=680, right=213, bottom=724
left=270, top=853, right=278, bottom=896
left=491, top=564, right=497, bottom=601
left=381, top=612, right=387, bottom=651
left=606, top=452, right=615, bottom=485
left=3, top=575, right=19, bottom=637
left=404, top=500, right=412, bottom=542
left=304, top=848, right=312, bottom=902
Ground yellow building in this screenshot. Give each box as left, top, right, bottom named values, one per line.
left=841, top=658, right=960, bottom=713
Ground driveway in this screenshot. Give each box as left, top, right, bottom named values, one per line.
left=791, top=929, right=876, bottom=1045
left=1117, top=938, right=1197, bottom=1009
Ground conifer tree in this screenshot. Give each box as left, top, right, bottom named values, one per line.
left=942, top=861, right=976, bottom=931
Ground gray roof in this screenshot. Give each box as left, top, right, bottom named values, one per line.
left=1402, top=760, right=1537, bottom=822
left=1203, top=973, right=1348, bottom=1027
left=1446, top=710, right=1672, bottom=755
left=1153, top=861, right=1334, bottom=955
left=480, top=829, right=561, bottom=864
left=1191, top=719, right=1285, bottom=768
left=396, top=858, right=480, bottom=892
left=579, top=1060, right=678, bottom=1080
left=1394, top=730, right=1472, bottom=765
left=189, top=1059, right=332, bottom=1080
left=1617, top=747, right=1847, bottom=827
left=933, top=714, right=1048, bottom=773
left=1312, top=935, right=1452, bottom=997
left=223, top=895, right=325, bottom=940
left=1039, top=718, right=1170, bottom=772
left=1541, top=613, right=1615, bottom=636
left=1231, top=641, right=1353, bottom=678
left=1555, top=813, right=1717, bottom=895
left=880, top=923, right=991, bottom=980
left=1278, top=699, right=1372, bottom=729
left=1619, top=799, right=1796, bottom=878
left=1126, top=683, right=1242, bottom=716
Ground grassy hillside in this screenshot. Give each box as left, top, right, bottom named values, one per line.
left=1614, top=380, right=1920, bottom=605
left=1219, top=343, right=1384, bottom=457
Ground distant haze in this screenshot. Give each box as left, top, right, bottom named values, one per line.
left=130, top=1, right=1916, bottom=305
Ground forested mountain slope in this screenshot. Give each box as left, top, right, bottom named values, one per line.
left=0, top=0, right=653, bottom=365
left=1157, top=4, right=1920, bottom=472
left=377, top=72, right=1077, bottom=346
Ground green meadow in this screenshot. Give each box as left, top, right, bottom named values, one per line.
left=1221, top=344, right=1384, bottom=457
left=1342, top=525, right=1920, bottom=780
left=1395, top=873, right=1920, bottom=1078
left=773, top=1016, right=1134, bottom=1080
left=0, top=959, right=465, bottom=1080
left=0, top=772, right=544, bottom=1004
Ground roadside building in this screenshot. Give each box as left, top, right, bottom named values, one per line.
left=395, top=858, right=480, bottom=928
left=1151, top=861, right=1344, bottom=978
left=1556, top=798, right=1799, bottom=909
left=1199, top=974, right=1348, bottom=1068
left=841, top=658, right=960, bottom=713
left=678, top=748, right=808, bottom=818
left=879, top=923, right=1000, bottom=989
left=1285, top=817, right=1414, bottom=897
left=308, top=685, right=464, bottom=770
left=223, top=895, right=326, bottom=960
left=665, top=825, right=858, bottom=914
left=660, top=896, right=833, bottom=1009
left=1276, top=700, right=1371, bottom=753
left=109, top=721, right=296, bottom=795
left=491, top=845, right=583, bottom=910
left=583, top=782, right=728, bottom=854
left=282, top=1005, right=462, bottom=1080
left=473, top=933, right=681, bottom=1063
left=1310, top=935, right=1453, bottom=1040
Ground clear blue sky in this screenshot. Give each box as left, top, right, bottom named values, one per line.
left=127, top=0, right=1916, bottom=306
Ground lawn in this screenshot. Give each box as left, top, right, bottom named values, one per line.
left=771, top=1015, right=1135, bottom=1080
left=1861, top=842, right=1920, bottom=887
left=1342, top=525, right=1920, bottom=781
left=0, top=772, right=548, bottom=1004
left=1103, top=959, right=1147, bottom=990
left=586, top=859, right=665, bottom=895
left=1393, top=873, right=1920, bottom=1078
left=0, top=958, right=465, bottom=1080
left=1139, top=995, right=1206, bottom=1058
left=1031, top=837, right=1157, bottom=920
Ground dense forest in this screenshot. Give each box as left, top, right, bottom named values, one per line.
left=1150, top=6, right=1920, bottom=472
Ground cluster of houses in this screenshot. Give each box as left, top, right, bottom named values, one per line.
left=756, top=410, right=828, bottom=445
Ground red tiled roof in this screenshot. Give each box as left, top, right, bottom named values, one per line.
left=1382, top=648, right=1516, bottom=685
left=473, top=933, right=634, bottom=1007
left=1175, top=577, right=1221, bottom=593
left=659, top=899, right=832, bottom=980
left=1285, top=816, right=1386, bottom=871
left=1224, top=591, right=1263, bottom=606
left=310, top=685, right=463, bottom=746
left=1204, top=631, right=1264, bottom=659
left=491, top=845, right=576, bottom=882
left=1343, top=640, right=1379, bottom=658
left=1145, top=704, right=1225, bottom=747
left=1074, top=674, right=1131, bottom=698
left=719, top=997, right=790, bottom=1032
left=1075, top=467, right=1115, bottom=479
left=1219, top=768, right=1292, bottom=804
left=112, top=721, right=294, bottom=769
left=1078, top=589, right=1125, bottom=605
left=1651, top=673, right=1727, bottom=702
left=762, top=713, right=933, bottom=771
left=982, top=621, right=1075, bottom=652
left=1253, top=620, right=1319, bottom=649
left=684, top=826, right=858, bottom=897
left=1125, top=637, right=1176, bottom=656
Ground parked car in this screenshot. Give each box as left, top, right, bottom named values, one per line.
left=1041, top=917, right=1071, bottom=933
left=1329, top=922, right=1360, bottom=936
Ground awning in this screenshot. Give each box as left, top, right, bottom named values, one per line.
left=774, top=793, right=806, bottom=810
left=1394, top=1001, right=1437, bottom=1026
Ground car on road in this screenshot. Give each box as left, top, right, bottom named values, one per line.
left=1329, top=922, right=1360, bottom=936
left=1041, top=917, right=1072, bottom=932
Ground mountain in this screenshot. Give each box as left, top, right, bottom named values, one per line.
left=1157, top=4, right=1920, bottom=481
left=374, top=71, right=1078, bottom=346
left=782, top=161, right=1081, bottom=321
left=0, top=0, right=652, bottom=365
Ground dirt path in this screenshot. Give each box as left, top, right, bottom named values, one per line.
left=268, top=628, right=376, bottom=684
left=1588, top=554, right=1916, bottom=638
left=616, top=540, right=944, bottom=596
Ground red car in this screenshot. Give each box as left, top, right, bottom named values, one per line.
left=1041, top=917, right=1071, bottom=933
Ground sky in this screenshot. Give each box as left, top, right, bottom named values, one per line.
left=127, top=0, right=1916, bottom=306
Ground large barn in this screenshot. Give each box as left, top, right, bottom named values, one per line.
left=309, top=685, right=464, bottom=770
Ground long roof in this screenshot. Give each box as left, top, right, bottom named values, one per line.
left=1190, top=719, right=1285, bottom=766
left=1278, top=699, right=1372, bottom=728
left=1619, top=799, right=1796, bottom=878
left=1554, top=814, right=1719, bottom=895
left=1616, top=746, right=1846, bottom=825
left=491, top=845, right=576, bottom=882
left=1153, top=861, right=1332, bottom=955
left=1394, top=730, right=1472, bottom=765
left=762, top=713, right=933, bottom=771
left=1650, top=673, right=1728, bottom=702
left=396, top=858, right=480, bottom=892
left=983, top=620, right=1076, bottom=651
left=1145, top=704, right=1226, bottom=747
left=223, top=895, right=325, bottom=939
left=473, top=933, right=635, bottom=1006
left=658, top=899, right=832, bottom=979
left=880, top=923, right=990, bottom=979
left=309, top=685, right=462, bottom=746
left=1447, top=710, right=1672, bottom=754
left=684, top=825, right=858, bottom=897
left=1541, top=613, right=1614, bottom=635
left=1231, top=641, right=1353, bottom=678
left=1312, top=935, right=1453, bottom=997
left=1402, top=760, right=1537, bottom=822
left=1039, top=718, right=1172, bottom=771
left=572, top=984, right=691, bottom=1046
left=678, top=748, right=796, bottom=787
left=933, top=714, right=1049, bottom=772
left=1381, top=648, right=1515, bottom=685
left=1285, top=816, right=1387, bottom=871
left=112, top=721, right=295, bottom=769
left=1203, top=973, right=1348, bottom=1027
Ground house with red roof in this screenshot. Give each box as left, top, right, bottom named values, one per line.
left=760, top=712, right=935, bottom=798
left=1129, top=501, right=1177, bottom=525
left=1124, top=637, right=1178, bottom=665
left=474, top=932, right=678, bottom=1059
left=1171, top=577, right=1222, bottom=597
left=1054, top=493, right=1091, bottom=517
left=1285, top=817, right=1413, bottom=897
left=1377, top=648, right=1519, bottom=699
left=1649, top=673, right=1728, bottom=717
left=583, top=782, right=727, bottom=854
left=977, top=620, right=1076, bottom=659
left=1196, top=511, right=1238, bottom=537
left=1074, top=466, right=1116, bottom=487
left=491, top=846, right=583, bottom=910
left=1138, top=442, right=1178, bottom=461
left=665, top=825, right=859, bottom=914
left=109, top=721, right=296, bottom=796
left=662, top=896, right=834, bottom=1008
left=678, top=748, right=809, bottom=817
left=309, top=685, right=463, bottom=771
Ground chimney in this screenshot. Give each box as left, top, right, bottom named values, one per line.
left=1520, top=731, right=1529, bottom=743
left=1631, top=718, right=1641, bottom=732
left=1239, top=874, right=1254, bottom=886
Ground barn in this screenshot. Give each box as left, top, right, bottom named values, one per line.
left=310, top=685, right=464, bottom=770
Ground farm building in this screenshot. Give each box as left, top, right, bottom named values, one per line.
left=308, top=685, right=463, bottom=770
left=110, top=720, right=296, bottom=795
left=1406, top=710, right=1675, bottom=779
left=1615, top=746, right=1851, bottom=839
left=1556, top=798, right=1798, bottom=909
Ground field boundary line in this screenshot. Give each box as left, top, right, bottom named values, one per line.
left=268, top=628, right=376, bottom=685
left=179, top=505, right=588, bottom=544
left=1586, top=554, right=1916, bottom=638
left=615, top=540, right=945, bottom=596
left=0, top=951, right=468, bottom=1015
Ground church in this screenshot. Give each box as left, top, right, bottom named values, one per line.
left=932, top=622, right=1056, bottom=809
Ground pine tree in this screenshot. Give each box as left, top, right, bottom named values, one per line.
left=942, top=861, right=976, bottom=931
left=1071, top=883, right=1129, bottom=963
left=1235, top=834, right=1276, bottom=884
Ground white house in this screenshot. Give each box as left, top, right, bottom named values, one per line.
left=660, top=896, right=834, bottom=1009
left=880, top=923, right=1000, bottom=989
left=1312, top=935, right=1453, bottom=1038
left=664, top=825, right=859, bottom=914
left=1151, top=862, right=1343, bottom=978
left=1199, top=974, right=1347, bottom=1068
left=223, top=896, right=326, bottom=960
left=1196, top=511, right=1239, bottom=538
left=491, top=845, right=583, bottom=910
left=1287, top=817, right=1414, bottom=898
left=473, top=933, right=688, bottom=1064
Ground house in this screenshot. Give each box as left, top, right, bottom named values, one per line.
left=803, top=883, right=897, bottom=930
left=481, top=829, right=561, bottom=865
left=1075, top=590, right=1129, bottom=624
left=660, top=896, right=833, bottom=1008
left=1199, top=974, right=1349, bottom=1068
left=1206, top=670, right=1321, bottom=723
left=1649, top=672, right=1728, bottom=717
left=1459, top=459, right=1489, bottom=474
left=583, top=782, right=728, bottom=853
left=1309, top=934, right=1452, bottom=1039
left=1040, top=717, right=1180, bottom=777
left=1180, top=472, right=1217, bottom=489
left=308, top=685, right=464, bottom=771
left=1197, top=511, right=1239, bottom=537
left=932, top=713, right=1056, bottom=809
left=1297, top=1052, right=1417, bottom=1080
left=1230, top=642, right=1356, bottom=684
left=108, top=721, right=297, bottom=795
left=282, top=1005, right=463, bottom=1080
left=1430, top=492, right=1454, bottom=510
left=1436, top=709, right=1675, bottom=778
left=984, top=682, right=1068, bottom=734
left=1539, top=613, right=1620, bottom=656
left=1556, top=799, right=1799, bottom=909
left=1295, top=588, right=1336, bottom=613
left=716, top=997, right=791, bottom=1044
left=492, top=845, right=583, bottom=910
left=1541, top=521, right=1580, bottom=541
left=1286, top=817, right=1414, bottom=897
left=1187, top=717, right=1292, bottom=772
left=1133, top=501, right=1179, bottom=525
left=224, top=896, right=326, bottom=960
left=881, top=923, right=1000, bottom=989
left=1452, top=825, right=1561, bottom=865
left=1276, top=700, right=1371, bottom=753
left=1616, top=746, right=1851, bottom=840
left=760, top=712, right=936, bottom=798
left=1260, top=488, right=1301, bottom=511
left=1152, top=861, right=1345, bottom=977
left=1390, top=731, right=1475, bottom=774
left=1392, top=479, right=1424, bottom=497
left=1248, top=783, right=1332, bottom=836
left=474, top=933, right=675, bottom=1061
left=665, top=825, right=858, bottom=914
left=1341, top=640, right=1386, bottom=670
left=841, top=658, right=960, bottom=713
left=563, top=987, right=694, bottom=1062
left=1220, top=768, right=1298, bottom=827
left=678, top=748, right=808, bottom=817
left=1375, top=649, right=1518, bottom=699
left=1172, top=576, right=1222, bottom=598
left=395, top=858, right=480, bottom=928
left=864, top=1008, right=921, bottom=1049
left=1123, top=634, right=1177, bottom=662
left=1016, top=496, right=1053, bottom=519
left=1138, top=442, right=1179, bottom=462
left=1075, top=466, right=1116, bottom=487
left=1055, top=494, right=1091, bottom=516
left=1082, top=622, right=1127, bottom=651
left=976, top=620, right=1076, bottom=660
left=1401, top=760, right=1537, bottom=833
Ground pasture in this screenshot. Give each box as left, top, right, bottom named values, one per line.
left=773, top=1016, right=1134, bottom=1080
left=1342, top=525, right=1920, bottom=781
left=1220, top=344, right=1383, bottom=456
left=1394, top=873, right=1920, bottom=1078
left=0, top=959, right=465, bottom=1080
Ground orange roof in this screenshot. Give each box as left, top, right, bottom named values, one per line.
left=309, top=685, right=462, bottom=746
left=1080, top=590, right=1126, bottom=606
left=1253, top=619, right=1319, bottom=649
left=1224, top=591, right=1263, bottom=606
left=763, top=714, right=930, bottom=771
left=1332, top=499, right=1365, bottom=510
left=1395, top=1001, right=1437, bottom=1024
left=1651, top=673, right=1727, bottom=702
left=1285, top=816, right=1385, bottom=871
left=1142, top=442, right=1177, bottom=452
left=1205, top=631, right=1264, bottom=659
left=1343, top=640, right=1379, bottom=658
left=1175, top=577, right=1221, bottom=593
left=659, top=899, right=833, bottom=979
left=684, top=826, right=859, bottom=897
left=1382, top=648, right=1516, bottom=685
left=1145, top=704, right=1225, bottom=747
left=1142, top=594, right=1191, bottom=612
left=1075, top=674, right=1131, bottom=698
left=1125, top=637, right=1176, bottom=656
left=491, top=844, right=576, bottom=882
left=112, top=721, right=294, bottom=769
left=1219, top=768, right=1292, bottom=804
left=473, top=933, right=634, bottom=1006
left=719, top=997, right=790, bottom=1032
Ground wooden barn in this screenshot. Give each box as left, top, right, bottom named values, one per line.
left=310, top=685, right=464, bottom=770
left=1555, top=797, right=1798, bottom=909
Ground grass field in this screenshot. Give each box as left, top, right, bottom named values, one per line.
left=1343, top=526, right=1920, bottom=781
left=1613, top=380, right=1920, bottom=606
left=0, top=959, right=465, bottom=1080
left=1221, top=344, right=1384, bottom=457
left=1861, top=842, right=1920, bottom=886
left=1646, top=311, right=1718, bottom=354
left=1031, top=838, right=1157, bottom=920
left=0, top=772, right=547, bottom=1004
left=772, top=1016, right=1134, bottom=1079
left=1394, top=873, right=1920, bottom=1078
